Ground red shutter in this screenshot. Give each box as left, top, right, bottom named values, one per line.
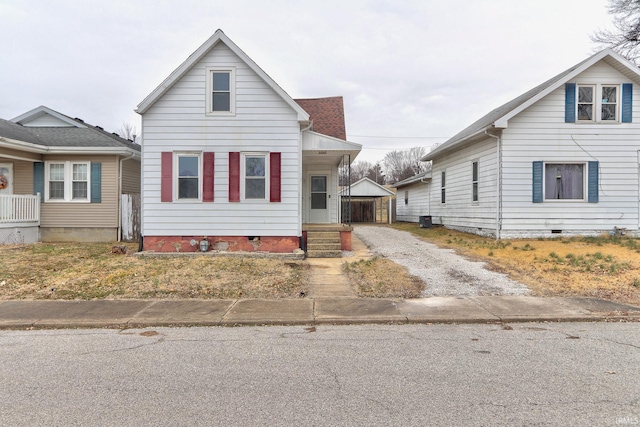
left=229, top=152, right=240, bottom=202
left=270, top=152, right=281, bottom=202
left=161, top=152, right=172, bottom=202
left=203, top=152, right=214, bottom=202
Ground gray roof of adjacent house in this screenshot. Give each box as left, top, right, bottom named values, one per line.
left=2, top=106, right=140, bottom=153
left=24, top=126, right=140, bottom=151
left=392, top=170, right=432, bottom=188
left=422, top=48, right=640, bottom=161
left=0, top=118, right=46, bottom=145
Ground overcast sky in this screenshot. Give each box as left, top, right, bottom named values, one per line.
left=0, top=0, right=614, bottom=163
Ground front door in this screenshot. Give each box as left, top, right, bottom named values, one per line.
left=0, top=163, right=13, bottom=195
left=309, top=175, right=329, bottom=223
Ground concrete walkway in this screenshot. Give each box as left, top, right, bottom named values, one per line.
left=1, top=233, right=639, bottom=329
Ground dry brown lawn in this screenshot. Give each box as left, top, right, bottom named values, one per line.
left=343, top=257, right=424, bottom=298
left=0, top=243, right=309, bottom=300
left=392, top=223, right=640, bottom=306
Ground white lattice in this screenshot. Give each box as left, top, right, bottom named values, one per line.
left=0, top=227, right=39, bottom=245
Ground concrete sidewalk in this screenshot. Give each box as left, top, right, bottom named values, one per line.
left=0, top=296, right=639, bottom=329
left=2, top=232, right=639, bottom=330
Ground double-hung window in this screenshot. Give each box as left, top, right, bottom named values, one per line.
left=441, top=171, right=446, bottom=204
left=544, top=163, right=585, bottom=200
left=206, top=67, right=235, bottom=115
left=45, top=161, right=90, bottom=202
left=176, top=154, right=200, bottom=200
left=577, top=84, right=619, bottom=122
left=472, top=161, right=479, bottom=203
left=243, top=154, right=267, bottom=200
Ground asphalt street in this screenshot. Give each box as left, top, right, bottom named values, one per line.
left=1, top=322, right=638, bottom=426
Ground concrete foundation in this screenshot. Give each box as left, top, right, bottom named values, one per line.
left=41, top=227, right=118, bottom=242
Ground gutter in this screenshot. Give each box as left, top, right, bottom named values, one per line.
left=485, top=130, right=502, bottom=239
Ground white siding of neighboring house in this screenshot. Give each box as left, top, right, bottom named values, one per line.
left=141, top=42, right=302, bottom=237
left=499, top=61, right=640, bottom=237
left=396, top=181, right=430, bottom=223
left=429, top=137, right=498, bottom=236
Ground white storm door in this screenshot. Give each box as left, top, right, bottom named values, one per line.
left=309, top=175, right=329, bottom=223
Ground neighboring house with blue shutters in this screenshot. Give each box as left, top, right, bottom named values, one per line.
left=0, top=106, right=140, bottom=244
left=419, top=49, right=640, bottom=238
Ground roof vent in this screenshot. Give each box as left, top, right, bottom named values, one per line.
left=112, top=132, right=120, bottom=137
left=74, top=117, right=84, bottom=123
left=95, top=126, right=103, bottom=130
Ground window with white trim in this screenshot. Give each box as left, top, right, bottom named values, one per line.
left=242, top=153, right=268, bottom=200
left=441, top=171, right=446, bottom=204
left=472, top=161, right=479, bottom=203
left=544, top=163, right=585, bottom=200
left=206, top=67, right=235, bottom=115
left=45, top=161, right=90, bottom=202
left=577, top=84, right=619, bottom=122
left=404, top=190, right=409, bottom=205
left=176, top=153, right=201, bottom=200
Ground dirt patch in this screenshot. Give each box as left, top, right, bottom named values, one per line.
left=0, top=242, right=309, bottom=300
left=392, top=223, right=640, bottom=306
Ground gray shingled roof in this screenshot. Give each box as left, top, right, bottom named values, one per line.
left=423, top=53, right=601, bottom=161
left=0, top=119, right=46, bottom=146
left=392, top=170, right=432, bottom=188
left=0, top=109, right=140, bottom=152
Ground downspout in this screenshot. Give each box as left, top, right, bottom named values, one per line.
left=118, top=151, right=137, bottom=242
left=485, top=130, right=502, bottom=239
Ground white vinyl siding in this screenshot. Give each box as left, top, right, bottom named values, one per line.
left=395, top=181, right=430, bottom=223
left=499, top=61, right=640, bottom=236
left=428, top=137, right=498, bottom=234
left=141, top=42, right=301, bottom=237
left=40, top=155, right=118, bottom=228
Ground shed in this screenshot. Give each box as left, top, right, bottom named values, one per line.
left=340, top=177, right=395, bottom=224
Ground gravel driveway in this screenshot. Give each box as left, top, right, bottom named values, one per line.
left=352, top=225, right=531, bottom=297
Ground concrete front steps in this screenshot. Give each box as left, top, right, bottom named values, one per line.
left=306, top=231, right=342, bottom=258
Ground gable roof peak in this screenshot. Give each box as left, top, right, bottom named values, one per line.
left=136, top=30, right=310, bottom=122
left=423, top=48, right=640, bottom=161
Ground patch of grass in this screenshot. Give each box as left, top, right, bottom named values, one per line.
left=0, top=243, right=310, bottom=300
left=343, top=257, right=424, bottom=298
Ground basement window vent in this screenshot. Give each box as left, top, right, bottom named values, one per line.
left=551, top=230, right=563, bottom=234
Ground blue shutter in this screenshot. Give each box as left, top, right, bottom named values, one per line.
left=532, top=161, right=543, bottom=203
left=91, top=162, right=102, bottom=203
left=565, top=83, right=576, bottom=123
left=588, top=161, right=599, bottom=203
left=622, top=83, right=632, bottom=123
left=33, top=162, right=44, bottom=202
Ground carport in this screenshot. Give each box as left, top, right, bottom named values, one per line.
left=340, top=177, right=395, bottom=224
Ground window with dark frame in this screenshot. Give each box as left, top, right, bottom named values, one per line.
left=211, top=71, right=231, bottom=112
left=177, top=155, right=199, bottom=199
left=404, top=190, right=408, bottom=205
left=472, top=161, right=478, bottom=203
left=441, top=171, right=446, bottom=204
left=245, top=155, right=266, bottom=199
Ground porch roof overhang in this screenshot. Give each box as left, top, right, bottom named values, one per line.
left=0, top=137, right=141, bottom=161
left=302, top=130, right=361, bottom=166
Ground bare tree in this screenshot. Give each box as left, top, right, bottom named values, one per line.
left=382, top=146, right=429, bottom=184
left=116, top=122, right=139, bottom=143
left=366, top=162, right=385, bottom=185
left=592, top=0, right=640, bottom=63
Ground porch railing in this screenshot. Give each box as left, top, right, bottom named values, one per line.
left=0, top=194, right=40, bottom=225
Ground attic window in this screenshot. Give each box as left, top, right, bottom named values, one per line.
left=206, top=67, right=235, bottom=115
left=577, top=84, right=619, bottom=122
